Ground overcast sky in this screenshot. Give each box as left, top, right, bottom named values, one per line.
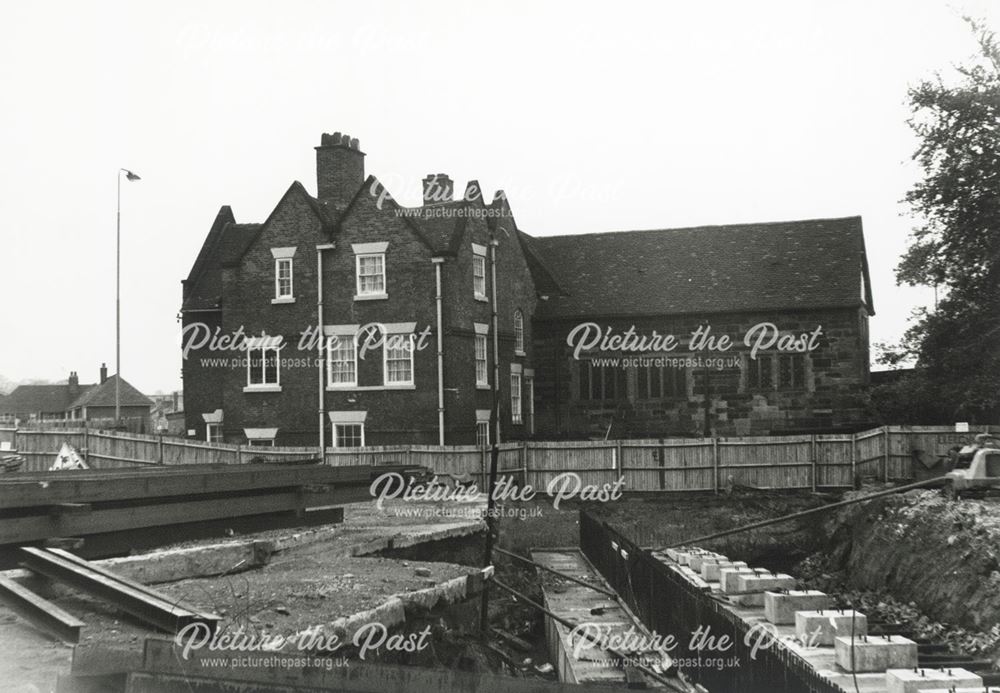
left=1, top=0, right=996, bottom=395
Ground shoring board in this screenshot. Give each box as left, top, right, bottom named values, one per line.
left=0, top=486, right=372, bottom=545
left=0, top=573, right=84, bottom=642
left=139, top=636, right=620, bottom=693
left=0, top=507, right=345, bottom=570
left=0, top=463, right=423, bottom=508
left=19, top=547, right=203, bottom=634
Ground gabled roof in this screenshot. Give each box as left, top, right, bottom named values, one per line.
left=527, top=216, right=874, bottom=319
left=68, top=375, right=153, bottom=410
left=0, top=383, right=94, bottom=415
left=182, top=182, right=332, bottom=312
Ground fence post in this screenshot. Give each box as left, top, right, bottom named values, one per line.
left=82, top=424, right=89, bottom=466
left=405, top=444, right=412, bottom=469
left=614, top=439, right=622, bottom=475
left=882, top=426, right=891, bottom=483
left=157, top=434, right=164, bottom=465
left=236, top=443, right=243, bottom=465
left=521, top=440, right=528, bottom=486
left=712, top=437, right=720, bottom=493
left=810, top=434, right=817, bottom=492
left=850, top=431, right=857, bottom=487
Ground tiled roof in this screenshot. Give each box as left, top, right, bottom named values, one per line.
left=527, top=216, right=873, bottom=319
left=0, top=384, right=93, bottom=415
left=68, top=375, right=153, bottom=410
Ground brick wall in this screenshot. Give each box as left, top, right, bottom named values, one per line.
left=533, top=306, right=872, bottom=438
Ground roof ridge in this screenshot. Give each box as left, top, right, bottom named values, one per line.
left=530, top=215, right=862, bottom=241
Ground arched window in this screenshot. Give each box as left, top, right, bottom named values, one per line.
left=513, top=309, right=525, bottom=354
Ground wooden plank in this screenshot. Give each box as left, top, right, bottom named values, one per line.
left=0, top=487, right=371, bottom=545
left=0, top=463, right=412, bottom=508
left=19, top=548, right=202, bottom=634
left=140, top=637, right=615, bottom=693
left=0, top=573, right=84, bottom=642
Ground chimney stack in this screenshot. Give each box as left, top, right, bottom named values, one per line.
left=316, top=132, right=365, bottom=209
left=68, top=371, right=78, bottom=387
left=100, top=363, right=108, bottom=384
left=422, top=173, right=454, bottom=205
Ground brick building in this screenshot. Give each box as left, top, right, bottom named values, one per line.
left=181, top=132, right=874, bottom=447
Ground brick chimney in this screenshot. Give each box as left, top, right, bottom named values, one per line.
left=68, top=371, right=79, bottom=398
left=422, top=173, right=453, bottom=205
left=100, top=363, right=108, bottom=384
left=316, top=132, right=365, bottom=209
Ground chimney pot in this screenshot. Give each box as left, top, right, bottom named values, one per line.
left=100, top=363, right=108, bottom=384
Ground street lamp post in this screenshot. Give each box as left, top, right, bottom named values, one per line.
left=116, top=168, right=141, bottom=423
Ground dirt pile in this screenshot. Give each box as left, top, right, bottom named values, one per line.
left=825, top=489, right=1000, bottom=631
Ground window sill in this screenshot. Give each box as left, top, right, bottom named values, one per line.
left=354, top=293, right=388, bottom=302
left=271, top=297, right=296, bottom=304
left=327, top=384, right=416, bottom=392
left=514, top=350, right=526, bottom=358
left=512, top=419, right=523, bottom=426
left=476, top=383, right=491, bottom=390
left=474, top=294, right=489, bottom=303
left=243, top=385, right=282, bottom=393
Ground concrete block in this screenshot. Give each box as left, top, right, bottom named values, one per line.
left=885, top=668, right=983, bottom=693
left=764, top=590, right=833, bottom=625
left=665, top=548, right=692, bottom=564
left=720, top=567, right=756, bottom=593
left=688, top=553, right=721, bottom=572
left=796, top=610, right=867, bottom=646
left=734, top=573, right=796, bottom=606
left=834, top=635, right=917, bottom=673
left=701, top=559, right=745, bottom=582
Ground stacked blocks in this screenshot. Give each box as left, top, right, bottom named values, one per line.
left=795, top=609, right=867, bottom=646
left=734, top=572, right=796, bottom=606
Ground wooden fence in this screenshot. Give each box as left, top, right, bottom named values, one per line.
left=0, top=425, right=990, bottom=492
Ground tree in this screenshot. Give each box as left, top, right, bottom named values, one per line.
left=875, top=18, right=1000, bottom=424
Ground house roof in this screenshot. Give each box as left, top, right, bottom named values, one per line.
left=0, top=383, right=94, bottom=415
left=526, top=216, right=874, bottom=319
left=68, top=375, right=153, bottom=410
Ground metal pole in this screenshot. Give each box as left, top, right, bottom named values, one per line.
left=661, top=475, right=949, bottom=550
left=481, top=236, right=501, bottom=635
left=115, top=171, right=121, bottom=423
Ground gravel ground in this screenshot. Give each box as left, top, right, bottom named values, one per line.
left=0, top=498, right=485, bottom=692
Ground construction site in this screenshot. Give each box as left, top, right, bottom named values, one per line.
left=0, top=427, right=997, bottom=693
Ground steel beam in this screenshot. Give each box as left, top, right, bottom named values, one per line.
left=19, top=547, right=203, bottom=634
left=0, top=573, right=84, bottom=643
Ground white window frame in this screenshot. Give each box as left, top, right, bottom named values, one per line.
left=513, top=309, right=525, bottom=355
left=244, top=427, right=278, bottom=446
left=383, top=333, right=415, bottom=386
left=476, top=410, right=491, bottom=449
left=474, top=323, right=489, bottom=389
left=270, top=247, right=297, bottom=304
left=472, top=243, right=487, bottom=301
left=327, top=333, right=358, bottom=388
left=329, top=411, right=368, bottom=448
left=244, top=341, right=282, bottom=392
left=206, top=422, right=223, bottom=444
left=353, top=242, right=388, bottom=300
left=510, top=371, right=523, bottom=425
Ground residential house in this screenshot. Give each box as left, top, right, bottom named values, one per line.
left=180, top=132, right=874, bottom=447
left=0, top=365, right=154, bottom=428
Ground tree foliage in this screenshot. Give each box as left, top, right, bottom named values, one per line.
left=874, top=19, right=1000, bottom=424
